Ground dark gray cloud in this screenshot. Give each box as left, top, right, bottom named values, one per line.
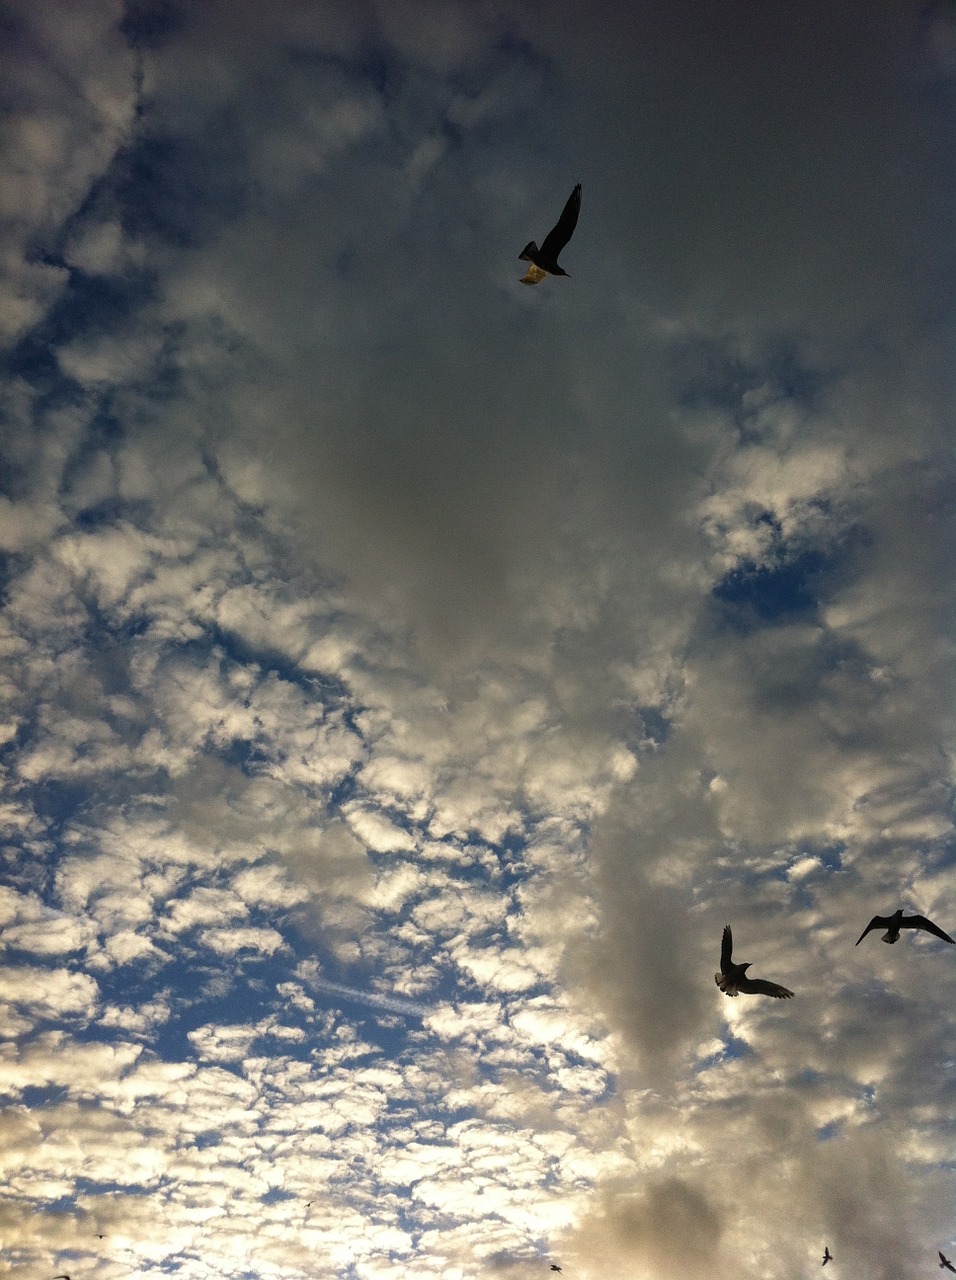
left=576, top=1176, right=723, bottom=1278
left=97, top=0, right=952, bottom=690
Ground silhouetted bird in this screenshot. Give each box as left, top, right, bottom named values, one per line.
left=855, top=909, right=954, bottom=946
left=940, top=1252, right=956, bottom=1273
left=822, top=1246, right=833, bottom=1266
left=52, top=1274, right=71, bottom=1279
left=519, top=185, right=581, bottom=284
left=550, top=1267, right=562, bottom=1273
left=715, top=925, right=794, bottom=999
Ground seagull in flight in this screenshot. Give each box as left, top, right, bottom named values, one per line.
left=822, top=1246, right=833, bottom=1266
left=940, top=1252, right=956, bottom=1272
left=855, top=909, right=954, bottom=946
left=550, top=1267, right=563, bottom=1273
left=715, top=925, right=794, bottom=999
left=519, top=184, right=581, bottom=284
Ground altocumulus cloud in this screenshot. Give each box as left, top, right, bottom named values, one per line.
left=0, top=3, right=954, bottom=1280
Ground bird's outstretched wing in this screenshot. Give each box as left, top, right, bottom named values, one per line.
left=720, top=924, right=733, bottom=973
left=539, top=184, right=581, bottom=262
left=736, top=976, right=794, bottom=998
left=906, top=914, right=955, bottom=944
left=855, top=915, right=891, bottom=945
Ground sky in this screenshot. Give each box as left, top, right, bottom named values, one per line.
left=1, top=2, right=955, bottom=1279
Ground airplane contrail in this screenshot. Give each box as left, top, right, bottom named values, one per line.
left=307, top=978, right=430, bottom=1018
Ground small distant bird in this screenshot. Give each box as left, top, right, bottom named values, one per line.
left=940, top=1252, right=956, bottom=1273
left=52, top=1275, right=71, bottom=1279
left=519, top=185, right=581, bottom=284
left=550, top=1267, right=562, bottom=1273
left=715, top=925, right=795, bottom=999
left=855, top=909, right=954, bottom=946
left=822, top=1246, right=833, bottom=1266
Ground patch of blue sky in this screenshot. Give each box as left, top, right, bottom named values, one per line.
left=16, top=1083, right=72, bottom=1109
left=712, top=547, right=829, bottom=628
left=674, top=334, right=834, bottom=432
left=58, top=1173, right=160, bottom=1205
left=492, top=827, right=530, bottom=860
left=326, top=771, right=360, bottom=811
left=0, top=747, right=30, bottom=806
left=338, top=45, right=393, bottom=98
left=81, top=602, right=153, bottom=662
left=29, top=778, right=95, bottom=830
left=62, top=411, right=128, bottom=483
left=260, top=1186, right=297, bottom=1206
left=211, top=736, right=272, bottom=775
left=357, top=1017, right=421, bottom=1064
left=145, top=961, right=263, bottom=1020
left=185, top=622, right=356, bottom=709
left=360, top=803, right=422, bottom=839
left=2, top=323, right=72, bottom=394
left=70, top=495, right=156, bottom=536
left=804, top=842, right=846, bottom=874
left=58, top=268, right=154, bottom=342
left=190, top=1130, right=223, bottom=1151
left=696, top=1031, right=751, bottom=1072
left=120, top=0, right=184, bottom=52
left=0, top=448, right=34, bottom=501
left=113, top=134, right=247, bottom=249
left=7, top=266, right=155, bottom=406
left=628, top=703, right=671, bottom=753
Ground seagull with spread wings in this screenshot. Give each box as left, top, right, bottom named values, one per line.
left=939, top=1252, right=956, bottom=1272
left=855, top=909, right=954, bottom=946
left=518, top=185, right=581, bottom=284
left=822, top=1246, right=833, bottom=1266
left=715, top=925, right=794, bottom=999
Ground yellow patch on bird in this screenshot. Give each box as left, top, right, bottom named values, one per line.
left=519, top=263, right=548, bottom=285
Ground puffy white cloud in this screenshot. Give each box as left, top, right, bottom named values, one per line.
left=0, top=887, right=93, bottom=955
left=199, top=926, right=286, bottom=956
left=0, top=965, right=100, bottom=1024
left=346, top=806, right=419, bottom=854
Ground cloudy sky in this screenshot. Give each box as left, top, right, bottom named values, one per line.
left=2, top=2, right=955, bottom=1279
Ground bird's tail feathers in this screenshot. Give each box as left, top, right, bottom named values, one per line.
left=518, top=241, right=539, bottom=262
